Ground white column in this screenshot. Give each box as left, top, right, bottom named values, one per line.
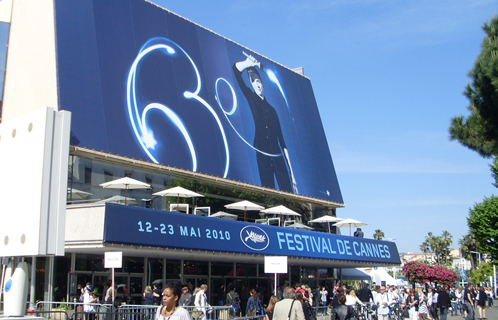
left=30, top=257, right=36, bottom=310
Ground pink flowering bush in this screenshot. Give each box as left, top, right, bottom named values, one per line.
left=402, top=261, right=458, bottom=286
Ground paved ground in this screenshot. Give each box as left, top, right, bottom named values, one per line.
left=448, top=304, right=498, bottom=319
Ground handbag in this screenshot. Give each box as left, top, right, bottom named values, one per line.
left=247, top=307, right=256, bottom=316
left=247, top=297, right=258, bottom=316
left=402, top=308, right=409, bottom=319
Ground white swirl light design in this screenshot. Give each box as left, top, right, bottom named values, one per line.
left=126, top=38, right=230, bottom=177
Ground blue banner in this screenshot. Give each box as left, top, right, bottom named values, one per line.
left=54, top=0, right=343, bottom=204
left=104, top=204, right=401, bottom=264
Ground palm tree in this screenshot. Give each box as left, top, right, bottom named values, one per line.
left=441, top=230, right=453, bottom=266
left=459, top=233, right=478, bottom=270
left=373, top=229, right=384, bottom=240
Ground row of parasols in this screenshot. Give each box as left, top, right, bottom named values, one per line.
left=70, top=177, right=367, bottom=235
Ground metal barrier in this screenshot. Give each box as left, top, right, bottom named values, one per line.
left=35, top=301, right=113, bottom=320
left=30, top=302, right=261, bottom=320
left=311, top=305, right=330, bottom=316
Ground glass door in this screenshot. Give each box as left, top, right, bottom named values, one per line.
left=184, top=277, right=209, bottom=303
left=93, top=273, right=110, bottom=303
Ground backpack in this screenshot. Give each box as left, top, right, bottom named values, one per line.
left=226, top=292, right=240, bottom=314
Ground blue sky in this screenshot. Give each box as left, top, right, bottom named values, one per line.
left=151, top=0, right=498, bottom=254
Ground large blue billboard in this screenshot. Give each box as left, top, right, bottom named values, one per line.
left=104, top=204, right=400, bottom=264
left=54, top=0, right=343, bottom=204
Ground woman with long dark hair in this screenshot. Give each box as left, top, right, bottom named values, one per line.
left=155, top=282, right=190, bottom=320
left=296, top=292, right=311, bottom=320
left=406, top=289, right=419, bottom=320
left=246, top=289, right=261, bottom=316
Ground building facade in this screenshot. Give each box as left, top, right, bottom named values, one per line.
left=0, top=0, right=401, bottom=305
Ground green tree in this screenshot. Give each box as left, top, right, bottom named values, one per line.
left=469, top=261, right=494, bottom=285
left=373, top=229, right=384, bottom=240
left=449, top=16, right=498, bottom=157
left=490, top=157, right=498, bottom=188
left=420, top=231, right=453, bottom=266
left=467, top=195, right=498, bottom=262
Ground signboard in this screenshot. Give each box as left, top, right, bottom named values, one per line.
left=265, top=256, right=288, bottom=274
left=104, top=204, right=401, bottom=264
left=104, top=251, right=122, bottom=269
left=54, top=0, right=343, bottom=203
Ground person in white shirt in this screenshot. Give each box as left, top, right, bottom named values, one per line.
left=319, top=287, right=328, bottom=306
left=371, top=284, right=378, bottom=302
left=388, top=286, right=399, bottom=304
left=194, top=284, right=210, bottom=320
left=345, top=289, right=365, bottom=307
left=485, top=287, right=493, bottom=307
left=83, top=285, right=98, bottom=320
left=427, top=287, right=439, bottom=320
left=375, top=286, right=392, bottom=320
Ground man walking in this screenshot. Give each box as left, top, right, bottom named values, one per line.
left=273, top=287, right=305, bottom=320
left=375, top=286, right=392, bottom=320
left=358, top=282, right=373, bottom=303
left=437, top=285, right=451, bottom=320
left=464, top=284, right=475, bottom=320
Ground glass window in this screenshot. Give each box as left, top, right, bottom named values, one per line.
left=211, top=262, right=233, bottom=276
left=75, top=254, right=105, bottom=272
left=145, top=175, right=152, bottom=184
left=236, top=263, right=256, bottom=277
left=317, top=268, right=328, bottom=279
left=183, top=260, right=208, bottom=276
left=166, top=259, right=181, bottom=279
left=54, top=255, right=71, bottom=302
left=290, top=266, right=300, bottom=286
left=85, top=166, right=92, bottom=183
left=147, top=258, right=164, bottom=287
left=130, top=276, right=143, bottom=295
left=301, top=266, right=317, bottom=279
left=104, top=170, right=113, bottom=182
left=119, top=257, right=144, bottom=273
left=327, top=267, right=335, bottom=278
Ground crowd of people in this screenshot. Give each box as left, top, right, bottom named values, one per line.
left=76, top=280, right=495, bottom=320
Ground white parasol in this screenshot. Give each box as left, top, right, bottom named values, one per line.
left=286, top=222, right=314, bottom=230
left=97, top=195, right=138, bottom=205
left=260, top=205, right=301, bottom=216
left=152, top=186, right=204, bottom=212
left=100, top=177, right=151, bottom=205
left=67, top=188, right=93, bottom=200
left=209, top=211, right=238, bottom=220
left=225, top=200, right=264, bottom=222
left=333, top=218, right=367, bottom=236
left=309, top=216, right=344, bottom=233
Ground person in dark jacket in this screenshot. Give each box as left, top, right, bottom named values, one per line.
left=437, top=286, right=451, bottom=320
left=233, top=54, right=298, bottom=194
left=330, top=294, right=356, bottom=320
left=476, top=287, right=487, bottom=320
left=358, top=283, right=374, bottom=303
left=296, top=292, right=310, bottom=320
left=332, top=288, right=344, bottom=309
left=225, top=283, right=241, bottom=316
